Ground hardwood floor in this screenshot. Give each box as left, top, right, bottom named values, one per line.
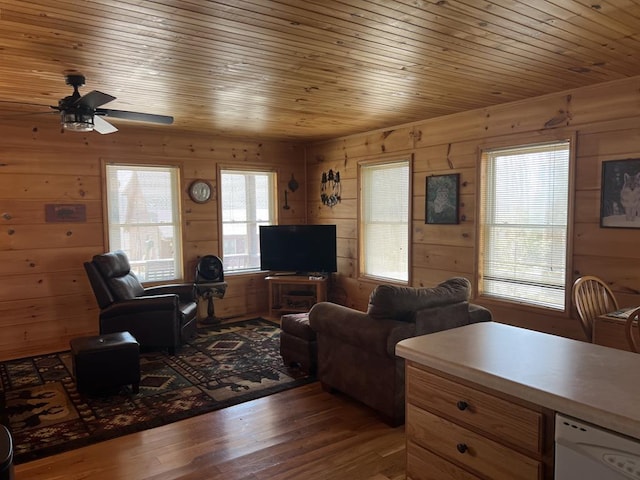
left=14, top=382, right=407, bottom=480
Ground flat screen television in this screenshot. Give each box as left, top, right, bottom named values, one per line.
left=259, top=224, right=337, bottom=274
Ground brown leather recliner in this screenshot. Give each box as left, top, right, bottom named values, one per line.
left=308, top=277, right=492, bottom=427
left=84, top=250, right=198, bottom=354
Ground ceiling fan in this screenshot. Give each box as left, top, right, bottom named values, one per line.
left=51, top=74, right=173, bottom=134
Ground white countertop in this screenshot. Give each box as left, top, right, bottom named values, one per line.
left=396, top=322, right=640, bottom=440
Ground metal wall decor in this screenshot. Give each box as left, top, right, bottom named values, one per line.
left=321, top=169, right=341, bottom=207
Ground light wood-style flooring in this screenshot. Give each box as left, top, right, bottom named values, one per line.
left=15, top=382, right=407, bottom=480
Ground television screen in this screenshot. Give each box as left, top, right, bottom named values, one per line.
left=259, top=224, right=337, bottom=273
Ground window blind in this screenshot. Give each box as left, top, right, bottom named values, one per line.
left=480, top=141, right=570, bottom=310
left=361, top=161, right=410, bottom=282
left=105, top=164, right=182, bottom=282
left=220, top=169, right=276, bottom=271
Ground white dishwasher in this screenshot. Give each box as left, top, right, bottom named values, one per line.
left=555, top=413, right=640, bottom=479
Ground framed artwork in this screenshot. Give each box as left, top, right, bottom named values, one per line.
left=425, top=173, right=459, bottom=224
left=601, top=158, right=640, bottom=228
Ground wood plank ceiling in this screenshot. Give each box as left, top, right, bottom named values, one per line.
left=1, top=0, right=640, bottom=141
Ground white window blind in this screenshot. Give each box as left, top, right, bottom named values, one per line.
left=220, top=169, right=276, bottom=271
left=361, top=160, right=410, bottom=282
left=480, top=141, right=570, bottom=310
left=105, top=164, right=182, bottom=282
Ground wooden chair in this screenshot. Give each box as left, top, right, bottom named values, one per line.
left=572, top=275, right=618, bottom=342
left=625, top=308, right=640, bottom=353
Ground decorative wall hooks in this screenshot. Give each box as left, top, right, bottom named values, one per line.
left=321, top=169, right=341, bottom=207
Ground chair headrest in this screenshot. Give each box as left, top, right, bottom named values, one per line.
left=92, top=250, right=145, bottom=300
left=93, top=250, right=132, bottom=279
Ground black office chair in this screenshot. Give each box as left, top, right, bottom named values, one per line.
left=194, top=255, right=228, bottom=324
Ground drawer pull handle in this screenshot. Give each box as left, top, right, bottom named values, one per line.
left=456, top=400, right=468, bottom=411
left=456, top=443, right=468, bottom=454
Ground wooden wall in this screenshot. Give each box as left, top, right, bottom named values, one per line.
left=5, top=74, right=640, bottom=360
left=306, top=75, right=640, bottom=341
left=0, top=114, right=306, bottom=360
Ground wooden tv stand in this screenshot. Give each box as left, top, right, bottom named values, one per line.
left=265, top=275, right=328, bottom=319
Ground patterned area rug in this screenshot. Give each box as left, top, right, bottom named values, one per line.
left=0, top=318, right=314, bottom=464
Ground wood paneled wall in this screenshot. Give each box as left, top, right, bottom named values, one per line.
left=307, top=75, right=640, bottom=341
left=0, top=114, right=306, bottom=360
left=5, top=75, right=640, bottom=359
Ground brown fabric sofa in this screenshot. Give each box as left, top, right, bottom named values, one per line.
left=308, top=277, right=492, bottom=426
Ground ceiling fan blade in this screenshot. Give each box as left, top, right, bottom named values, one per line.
left=96, top=108, right=174, bottom=125
left=76, top=90, right=116, bottom=109
left=93, top=115, right=118, bottom=134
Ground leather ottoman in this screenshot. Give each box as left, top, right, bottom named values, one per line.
left=70, top=331, right=140, bottom=394
left=280, top=313, right=317, bottom=374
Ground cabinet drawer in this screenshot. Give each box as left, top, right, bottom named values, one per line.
left=407, top=363, right=542, bottom=454
left=407, top=440, right=481, bottom=480
left=407, top=404, right=541, bottom=480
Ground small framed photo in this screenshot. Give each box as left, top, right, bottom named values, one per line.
left=601, top=158, right=640, bottom=228
left=425, top=173, right=460, bottom=224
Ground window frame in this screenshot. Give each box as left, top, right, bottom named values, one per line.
left=477, top=135, right=575, bottom=313
left=103, top=161, right=184, bottom=283
left=358, top=156, right=412, bottom=284
left=217, top=165, right=278, bottom=274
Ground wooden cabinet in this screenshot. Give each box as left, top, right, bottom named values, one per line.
left=405, top=362, right=553, bottom=480
left=266, top=276, right=327, bottom=319
left=593, top=315, right=632, bottom=351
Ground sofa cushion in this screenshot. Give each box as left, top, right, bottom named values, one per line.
left=413, top=301, right=472, bottom=336
left=367, top=277, right=471, bottom=322
left=108, top=275, right=145, bottom=300
left=310, top=302, right=415, bottom=357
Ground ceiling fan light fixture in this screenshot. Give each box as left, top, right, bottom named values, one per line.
left=47, top=74, right=172, bottom=134
left=61, top=110, right=94, bottom=132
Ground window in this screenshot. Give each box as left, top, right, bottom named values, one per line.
left=105, top=164, right=182, bottom=282
left=479, top=141, right=571, bottom=310
left=360, top=160, right=410, bottom=282
left=220, top=169, right=276, bottom=272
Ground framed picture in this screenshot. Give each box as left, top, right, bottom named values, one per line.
left=601, top=158, right=640, bottom=228
left=425, top=173, right=459, bottom=224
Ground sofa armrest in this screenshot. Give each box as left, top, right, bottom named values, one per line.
left=469, top=303, right=493, bottom=323
left=412, top=301, right=477, bottom=336
left=144, top=283, right=196, bottom=303
left=100, top=294, right=178, bottom=319
left=309, top=302, right=415, bottom=357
